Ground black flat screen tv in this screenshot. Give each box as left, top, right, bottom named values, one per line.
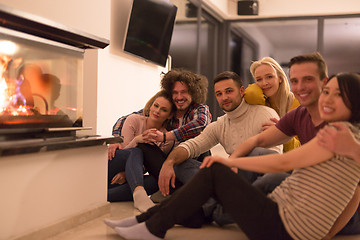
left=124, top=0, right=177, bottom=67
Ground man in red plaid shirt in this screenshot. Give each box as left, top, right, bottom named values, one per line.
left=110, top=68, right=211, bottom=147
left=107, top=69, right=212, bottom=203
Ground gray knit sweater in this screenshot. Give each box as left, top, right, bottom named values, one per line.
left=180, top=99, right=283, bottom=158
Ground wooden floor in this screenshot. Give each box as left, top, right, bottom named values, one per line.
left=47, top=201, right=360, bottom=240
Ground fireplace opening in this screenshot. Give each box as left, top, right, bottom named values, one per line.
left=0, top=4, right=110, bottom=148
left=0, top=28, right=85, bottom=129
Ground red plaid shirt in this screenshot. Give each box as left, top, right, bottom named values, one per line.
left=112, top=103, right=211, bottom=142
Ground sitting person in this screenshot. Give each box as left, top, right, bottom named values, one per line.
left=108, top=90, right=176, bottom=212
left=108, top=69, right=212, bottom=205
left=228, top=52, right=360, bottom=235
left=155, top=71, right=282, bottom=198
left=105, top=72, right=360, bottom=240
left=245, top=56, right=300, bottom=152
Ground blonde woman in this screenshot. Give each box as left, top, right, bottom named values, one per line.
left=107, top=90, right=176, bottom=212
left=245, top=57, right=300, bottom=151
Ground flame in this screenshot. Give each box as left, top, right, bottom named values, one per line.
left=0, top=77, right=8, bottom=112
left=0, top=55, right=33, bottom=116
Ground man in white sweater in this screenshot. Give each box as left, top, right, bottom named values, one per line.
left=158, top=71, right=282, bottom=196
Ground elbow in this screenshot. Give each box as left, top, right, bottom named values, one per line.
left=255, top=136, right=268, bottom=148
left=198, top=116, right=210, bottom=128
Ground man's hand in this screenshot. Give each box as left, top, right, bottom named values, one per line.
left=158, top=160, right=176, bottom=196
left=108, top=143, right=122, bottom=160
left=317, top=122, right=360, bottom=162
left=261, top=118, right=279, bottom=131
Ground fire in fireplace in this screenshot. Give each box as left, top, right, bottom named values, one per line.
left=0, top=4, right=108, bottom=131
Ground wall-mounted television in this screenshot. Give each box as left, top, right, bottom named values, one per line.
left=124, top=0, right=177, bottom=67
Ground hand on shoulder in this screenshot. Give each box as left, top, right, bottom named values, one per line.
left=317, top=122, right=360, bottom=162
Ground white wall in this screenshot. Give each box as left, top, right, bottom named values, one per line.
left=0, top=146, right=108, bottom=240
left=207, top=0, right=360, bottom=18
left=258, top=0, right=360, bottom=17
left=0, top=0, right=110, bottom=39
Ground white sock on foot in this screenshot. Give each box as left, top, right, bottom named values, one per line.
left=115, top=222, right=162, bottom=240
left=104, top=216, right=138, bottom=229
left=133, top=189, right=155, bottom=212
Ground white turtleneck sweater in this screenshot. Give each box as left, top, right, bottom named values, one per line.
left=180, top=99, right=283, bottom=158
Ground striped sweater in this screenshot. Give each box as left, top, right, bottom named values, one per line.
left=269, top=122, right=360, bottom=240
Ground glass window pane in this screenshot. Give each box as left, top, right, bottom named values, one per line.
left=234, top=20, right=318, bottom=65
left=324, top=17, right=360, bottom=75
left=169, top=22, right=197, bottom=72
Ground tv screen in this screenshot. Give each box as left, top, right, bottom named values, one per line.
left=124, top=0, right=177, bottom=67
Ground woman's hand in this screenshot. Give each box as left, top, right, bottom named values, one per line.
left=142, top=128, right=163, bottom=143
left=111, top=172, right=126, bottom=185
left=200, top=155, right=233, bottom=169
left=134, top=134, right=147, bottom=144
left=261, top=118, right=278, bottom=131
left=108, top=143, right=122, bottom=160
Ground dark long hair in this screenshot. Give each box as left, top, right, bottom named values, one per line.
left=327, top=72, right=360, bottom=123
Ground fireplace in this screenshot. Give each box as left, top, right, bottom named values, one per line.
left=0, top=38, right=82, bottom=129
left=0, top=4, right=116, bottom=154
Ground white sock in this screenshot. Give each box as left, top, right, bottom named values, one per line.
left=104, top=216, right=138, bottom=229
left=115, top=222, right=162, bottom=240
left=133, top=189, right=155, bottom=213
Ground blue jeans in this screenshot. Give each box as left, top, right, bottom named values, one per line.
left=108, top=175, right=158, bottom=202
left=107, top=148, right=158, bottom=202
left=252, top=172, right=291, bottom=194
left=174, top=158, right=202, bottom=184
left=175, top=147, right=277, bottom=186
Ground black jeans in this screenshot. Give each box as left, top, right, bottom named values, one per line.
left=137, top=143, right=184, bottom=193
left=137, top=163, right=293, bottom=240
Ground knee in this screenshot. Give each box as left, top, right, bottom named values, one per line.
left=176, top=159, right=201, bottom=170
left=113, top=149, right=131, bottom=161
left=247, top=147, right=278, bottom=156
left=209, top=162, right=229, bottom=173
left=128, top=147, right=143, bottom=158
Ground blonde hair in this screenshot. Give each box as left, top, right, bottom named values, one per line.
left=250, top=57, right=295, bottom=117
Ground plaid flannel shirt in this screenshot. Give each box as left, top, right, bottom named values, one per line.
left=112, top=103, right=211, bottom=142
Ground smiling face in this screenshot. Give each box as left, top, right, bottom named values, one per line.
left=172, top=81, right=192, bottom=113
left=149, top=96, right=173, bottom=124
left=214, top=79, right=244, bottom=112
left=289, top=62, right=325, bottom=109
left=254, top=64, right=281, bottom=98
left=318, top=77, right=351, bottom=122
